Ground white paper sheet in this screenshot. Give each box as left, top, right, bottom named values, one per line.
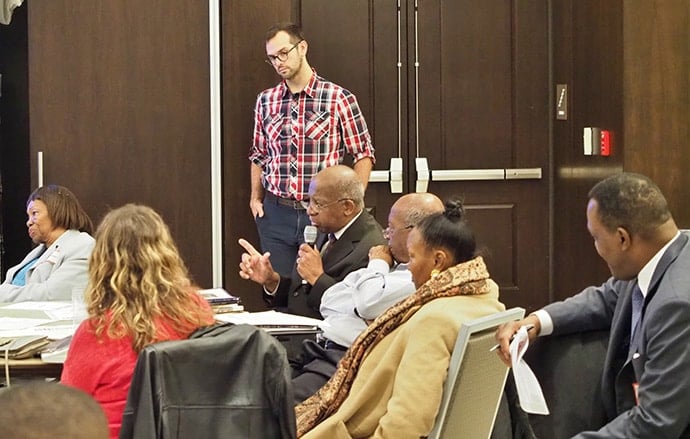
left=214, top=310, right=323, bottom=328
left=510, top=325, right=550, bottom=415
left=2, top=301, right=71, bottom=311
left=0, top=317, right=52, bottom=331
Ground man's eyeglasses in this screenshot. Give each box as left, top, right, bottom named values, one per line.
left=383, top=224, right=414, bottom=239
left=265, top=40, right=303, bottom=65
left=300, top=198, right=351, bottom=212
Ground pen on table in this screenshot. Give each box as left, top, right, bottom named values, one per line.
left=489, top=324, right=535, bottom=352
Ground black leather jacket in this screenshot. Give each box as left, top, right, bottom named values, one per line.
left=119, top=323, right=296, bottom=439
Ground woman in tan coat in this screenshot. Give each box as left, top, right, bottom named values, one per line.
left=296, top=199, right=505, bottom=438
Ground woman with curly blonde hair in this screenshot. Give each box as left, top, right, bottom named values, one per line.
left=61, top=204, right=215, bottom=439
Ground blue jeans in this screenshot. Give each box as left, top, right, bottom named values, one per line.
left=255, top=195, right=311, bottom=277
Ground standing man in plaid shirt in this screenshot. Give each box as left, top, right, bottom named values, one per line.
left=249, top=22, right=376, bottom=277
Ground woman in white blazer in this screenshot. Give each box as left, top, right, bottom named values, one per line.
left=0, top=185, right=94, bottom=302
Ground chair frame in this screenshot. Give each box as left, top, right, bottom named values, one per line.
left=428, top=307, right=525, bottom=439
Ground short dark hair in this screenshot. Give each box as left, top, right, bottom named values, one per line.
left=415, top=198, right=476, bottom=264
left=0, top=382, right=109, bottom=439
left=265, top=22, right=305, bottom=43
left=588, top=172, right=672, bottom=237
left=27, top=185, right=93, bottom=234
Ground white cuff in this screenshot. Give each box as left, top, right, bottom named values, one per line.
left=263, top=283, right=278, bottom=296
left=533, top=309, right=554, bottom=336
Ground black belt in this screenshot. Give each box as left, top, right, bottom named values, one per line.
left=265, top=192, right=305, bottom=210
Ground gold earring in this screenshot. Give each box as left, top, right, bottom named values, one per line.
left=430, top=269, right=440, bottom=279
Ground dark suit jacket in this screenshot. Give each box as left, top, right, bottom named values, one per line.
left=264, top=210, right=385, bottom=319
left=545, top=231, right=690, bottom=438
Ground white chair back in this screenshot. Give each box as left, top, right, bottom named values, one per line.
left=428, top=307, right=525, bottom=439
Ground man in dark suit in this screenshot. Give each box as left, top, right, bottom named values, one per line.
left=239, top=165, right=386, bottom=319
left=496, top=172, right=690, bottom=438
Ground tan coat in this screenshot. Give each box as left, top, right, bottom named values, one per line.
left=301, top=279, right=504, bottom=439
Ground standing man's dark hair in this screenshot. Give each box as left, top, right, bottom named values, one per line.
left=248, top=21, right=376, bottom=277
left=265, top=22, right=305, bottom=42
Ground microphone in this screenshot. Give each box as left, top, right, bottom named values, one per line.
left=301, top=225, right=318, bottom=284
left=303, top=225, right=318, bottom=247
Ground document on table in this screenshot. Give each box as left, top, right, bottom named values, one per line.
left=0, top=317, right=51, bottom=331
left=0, top=301, right=75, bottom=339
left=215, top=310, right=323, bottom=329
left=1, top=301, right=73, bottom=320
left=510, top=325, right=550, bottom=415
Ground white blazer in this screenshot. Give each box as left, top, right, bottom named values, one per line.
left=0, top=229, right=95, bottom=302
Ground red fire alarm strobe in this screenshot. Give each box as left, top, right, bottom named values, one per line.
left=600, top=130, right=611, bottom=156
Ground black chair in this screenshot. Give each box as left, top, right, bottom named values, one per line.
left=504, top=329, right=610, bottom=439
left=119, top=323, right=296, bottom=439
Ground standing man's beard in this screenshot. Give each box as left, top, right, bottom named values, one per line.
left=281, top=57, right=303, bottom=81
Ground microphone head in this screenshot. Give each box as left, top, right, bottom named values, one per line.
left=303, top=225, right=318, bottom=245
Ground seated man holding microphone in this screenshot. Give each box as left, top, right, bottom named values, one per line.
left=239, top=165, right=385, bottom=319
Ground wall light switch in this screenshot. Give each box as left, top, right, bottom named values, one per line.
left=583, top=127, right=593, bottom=155
left=556, top=84, right=567, bottom=120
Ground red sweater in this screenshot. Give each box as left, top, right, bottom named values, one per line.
left=61, top=301, right=213, bottom=439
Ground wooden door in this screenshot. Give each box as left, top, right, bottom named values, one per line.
left=27, top=0, right=213, bottom=285
left=300, top=0, right=551, bottom=311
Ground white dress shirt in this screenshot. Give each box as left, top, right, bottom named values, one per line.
left=536, top=231, right=682, bottom=335
left=319, top=259, right=415, bottom=347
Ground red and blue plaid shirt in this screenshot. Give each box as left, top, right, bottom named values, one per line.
left=249, top=70, right=375, bottom=200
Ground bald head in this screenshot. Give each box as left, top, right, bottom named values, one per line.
left=310, top=165, right=365, bottom=210
left=392, top=193, right=445, bottom=225
left=386, top=193, right=444, bottom=263
left=306, top=165, right=366, bottom=233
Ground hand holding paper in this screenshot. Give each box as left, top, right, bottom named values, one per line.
left=510, top=325, right=550, bottom=415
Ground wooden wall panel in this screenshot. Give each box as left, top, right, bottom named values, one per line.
left=551, top=0, right=689, bottom=301
left=27, top=0, right=213, bottom=285
left=551, top=0, right=624, bottom=301
left=623, top=0, right=690, bottom=227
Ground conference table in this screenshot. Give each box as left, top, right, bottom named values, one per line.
left=0, top=302, right=321, bottom=385
left=0, top=301, right=74, bottom=383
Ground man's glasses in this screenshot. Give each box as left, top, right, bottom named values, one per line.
left=383, top=224, right=414, bottom=239
left=300, top=198, right=351, bottom=213
left=265, top=40, right=303, bottom=65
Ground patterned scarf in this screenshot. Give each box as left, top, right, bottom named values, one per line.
left=295, top=256, right=491, bottom=436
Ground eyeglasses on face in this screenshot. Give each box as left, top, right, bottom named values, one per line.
left=383, top=224, right=414, bottom=239
left=300, top=198, right=351, bottom=212
left=265, top=40, right=303, bottom=65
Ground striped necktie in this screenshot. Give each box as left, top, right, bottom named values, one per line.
left=321, top=233, right=337, bottom=256
left=630, top=284, right=644, bottom=342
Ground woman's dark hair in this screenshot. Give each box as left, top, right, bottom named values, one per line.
left=27, top=185, right=93, bottom=234
left=415, top=198, right=476, bottom=264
